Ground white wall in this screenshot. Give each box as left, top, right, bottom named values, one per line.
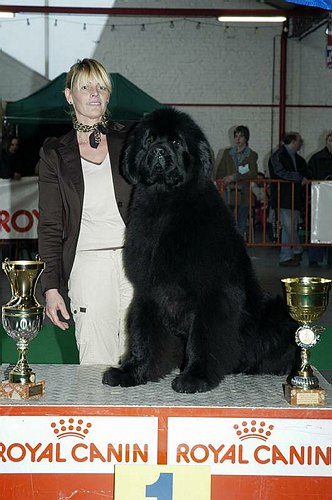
left=287, top=26, right=332, bottom=160
left=93, top=0, right=331, bottom=174
left=0, top=51, right=48, bottom=102
left=1, top=0, right=330, bottom=175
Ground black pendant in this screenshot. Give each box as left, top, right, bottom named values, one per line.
left=89, top=132, right=99, bottom=149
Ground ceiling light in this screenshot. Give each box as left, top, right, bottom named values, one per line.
left=0, top=12, right=14, bottom=18
left=218, top=16, right=287, bottom=23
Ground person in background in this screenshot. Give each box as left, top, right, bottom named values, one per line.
left=0, top=136, right=21, bottom=180
left=215, top=125, right=258, bottom=239
left=251, top=171, right=270, bottom=227
left=308, top=131, right=332, bottom=267
left=269, top=132, right=310, bottom=267
left=37, top=58, right=134, bottom=365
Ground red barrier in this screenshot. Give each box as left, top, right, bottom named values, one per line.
left=216, top=178, right=329, bottom=247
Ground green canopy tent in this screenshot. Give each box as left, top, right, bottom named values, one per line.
left=3, top=73, right=164, bottom=174
left=5, top=72, right=163, bottom=124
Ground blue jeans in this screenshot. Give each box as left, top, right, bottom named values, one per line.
left=279, top=208, right=303, bottom=263
left=236, top=205, right=249, bottom=239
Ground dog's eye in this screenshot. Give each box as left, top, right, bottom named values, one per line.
left=172, top=139, right=182, bottom=146
left=146, top=135, right=154, bottom=144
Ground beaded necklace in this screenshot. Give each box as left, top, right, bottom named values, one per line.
left=72, top=114, right=109, bottom=148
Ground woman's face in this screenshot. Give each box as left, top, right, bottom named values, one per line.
left=65, top=78, right=110, bottom=125
left=9, top=138, right=19, bottom=154
left=234, top=132, right=247, bottom=149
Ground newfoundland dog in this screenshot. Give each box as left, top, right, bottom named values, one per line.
left=103, top=108, right=298, bottom=393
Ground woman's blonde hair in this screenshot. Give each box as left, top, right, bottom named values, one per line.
left=66, top=58, right=112, bottom=94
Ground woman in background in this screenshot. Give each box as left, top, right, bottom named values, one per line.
left=0, top=136, right=21, bottom=180
left=215, top=125, right=258, bottom=239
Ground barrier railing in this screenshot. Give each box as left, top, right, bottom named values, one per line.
left=216, top=178, right=330, bottom=247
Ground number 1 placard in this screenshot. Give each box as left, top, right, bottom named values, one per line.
left=114, top=465, right=211, bottom=500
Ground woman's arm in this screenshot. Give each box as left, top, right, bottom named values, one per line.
left=38, top=143, right=70, bottom=329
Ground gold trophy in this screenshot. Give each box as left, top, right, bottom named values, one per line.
left=1, top=257, right=45, bottom=399
left=281, top=276, right=331, bottom=406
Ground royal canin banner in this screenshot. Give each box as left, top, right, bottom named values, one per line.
left=0, top=415, right=331, bottom=476
left=168, top=417, right=332, bottom=477
left=0, top=177, right=39, bottom=239
left=0, top=416, right=158, bottom=473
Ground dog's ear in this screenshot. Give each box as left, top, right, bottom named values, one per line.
left=122, top=142, right=140, bottom=184
left=198, top=140, right=213, bottom=178
left=121, top=120, right=143, bottom=184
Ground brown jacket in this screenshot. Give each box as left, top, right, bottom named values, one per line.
left=215, top=147, right=258, bottom=206
left=37, top=123, right=134, bottom=294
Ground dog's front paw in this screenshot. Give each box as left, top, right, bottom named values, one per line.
left=172, top=373, right=218, bottom=393
left=102, top=367, right=147, bottom=387
left=102, top=367, right=123, bottom=386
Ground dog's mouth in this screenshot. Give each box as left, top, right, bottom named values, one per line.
left=140, top=145, right=185, bottom=188
left=144, top=163, right=184, bottom=187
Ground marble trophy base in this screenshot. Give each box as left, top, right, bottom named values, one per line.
left=0, top=380, right=45, bottom=400
left=283, top=383, right=325, bottom=406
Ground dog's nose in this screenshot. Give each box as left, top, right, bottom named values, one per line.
left=154, top=147, right=165, bottom=158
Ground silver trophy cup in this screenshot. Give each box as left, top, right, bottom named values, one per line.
left=2, top=257, right=45, bottom=394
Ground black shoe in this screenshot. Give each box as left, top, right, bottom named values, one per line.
left=279, top=259, right=300, bottom=267
left=293, top=253, right=303, bottom=262
left=309, top=262, right=321, bottom=268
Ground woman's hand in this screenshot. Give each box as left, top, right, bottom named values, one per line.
left=45, top=289, right=70, bottom=330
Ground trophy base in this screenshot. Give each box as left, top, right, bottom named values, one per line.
left=283, top=383, right=325, bottom=406
left=0, top=380, right=45, bottom=400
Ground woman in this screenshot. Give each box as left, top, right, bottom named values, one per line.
left=0, top=136, right=21, bottom=179
left=215, top=125, right=258, bottom=239
left=37, top=59, right=133, bottom=365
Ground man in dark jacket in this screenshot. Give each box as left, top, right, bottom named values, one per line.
left=269, top=132, right=310, bottom=267
left=308, top=131, right=332, bottom=267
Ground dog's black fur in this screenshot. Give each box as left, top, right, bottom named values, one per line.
left=103, top=108, right=299, bottom=393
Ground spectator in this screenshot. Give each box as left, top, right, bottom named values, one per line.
left=251, top=172, right=269, bottom=227
left=215, top=125, right=258, bottom=239
left=268, top=132, right=310, bottom=267
left=0, top=136, right=21, bottom=180
left=308, top=131, right=332, bottom=267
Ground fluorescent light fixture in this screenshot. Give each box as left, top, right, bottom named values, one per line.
left=218, top=16, right=287, bottom=23
left=0, top=12, right=14, bottom=18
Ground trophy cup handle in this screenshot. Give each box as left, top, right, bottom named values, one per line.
left=3, top=258, right=14, bottom=273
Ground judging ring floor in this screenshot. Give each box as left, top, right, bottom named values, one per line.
left=0, top=364, right=331, bottom=408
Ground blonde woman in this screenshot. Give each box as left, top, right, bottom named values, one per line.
left=38, top=59, right=133, bottom=365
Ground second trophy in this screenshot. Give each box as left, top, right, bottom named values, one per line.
left=281, top=276, right=331, bottom=406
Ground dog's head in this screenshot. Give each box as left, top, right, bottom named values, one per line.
left=122, top=108, right=213, bottom=189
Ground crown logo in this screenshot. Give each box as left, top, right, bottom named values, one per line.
left=51, top=418, right=92, bottom=439
left=233, top=420, right=274, bottom=441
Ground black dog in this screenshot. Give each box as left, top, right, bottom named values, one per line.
left=103, top=108, right=298, bottom=393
